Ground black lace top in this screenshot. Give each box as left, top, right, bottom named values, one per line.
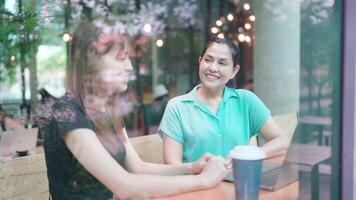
left=38, top=92, right=126, bottom=200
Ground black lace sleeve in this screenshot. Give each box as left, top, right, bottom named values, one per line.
left=37, top=94, right=94, bottom=139
left=51, top=102, right=93, bottom=138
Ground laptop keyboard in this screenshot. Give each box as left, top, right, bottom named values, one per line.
left=224, top=163, right=284, bottom=190
left=260, top=167, right=281, bottom=188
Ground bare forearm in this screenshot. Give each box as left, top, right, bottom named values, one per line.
left=119, top=156, right=229, bottom=199
left=261, top=135, right=289, bottom=159
left=115, top=173, right=206, bottom=199
left=136, top=162, right=193, bottom=175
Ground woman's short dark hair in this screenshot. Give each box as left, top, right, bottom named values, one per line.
left=200, top=38, right=240, bottom=67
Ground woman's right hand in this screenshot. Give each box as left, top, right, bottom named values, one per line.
left=198, top=156, right=230, bottom=188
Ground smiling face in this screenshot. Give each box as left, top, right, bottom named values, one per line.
left=199, top=43, right=239, bottom=91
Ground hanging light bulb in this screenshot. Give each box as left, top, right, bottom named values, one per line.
left=244, top=23, right=252, bottom=30
left=249, top=15, right=255, bottom=21
left=243, top=3, right=250, bottom=11
left=227, top=13, right=234, bottom=21
left=216, top=20, right=223, bottom=26
left=62, top=32, right=71, bottom=42
left=211, top=27, right=219, bottom=34
left=217, top=33, right=224, bottom=39
left=10, top=55, right=16, bottom=62
left=245, top=35, right=251, bottom=43
left=238, top=34, right=245, bottom=42
left=156, top=39, right=164, bottom=47
left=143, top=23, right=152, bottom=33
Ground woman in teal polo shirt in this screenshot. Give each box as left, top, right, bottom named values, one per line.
left=158, top=38, right=288, bottom=164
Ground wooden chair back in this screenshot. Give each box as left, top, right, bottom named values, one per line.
left=130, top=134, right=164, bottom=164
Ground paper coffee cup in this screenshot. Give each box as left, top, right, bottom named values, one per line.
left=229, top=145, right=266, bottom=200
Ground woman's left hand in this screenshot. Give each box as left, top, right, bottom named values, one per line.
left=190, top=153, right=214, bottom=175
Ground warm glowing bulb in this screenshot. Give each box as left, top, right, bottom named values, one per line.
left=244, top=23, right=252, bottom=30
left=62, top=33, right=71, bottom=42
left=156, top=39, right=164, bottom=47
left=143, top=23, right=152, bottom=33
left=243, top=3, right=250, bottom=11
left=227, top=13, right=234, bottom=21
left=245, top=35, right=251, bottom=43
left=238, top=27, right=245, bottom=33
left=249, top=15, right=255, bottom=21
left=10, top=55, right=16, bottom=62
left=211, top=27, right=219, bottom=34
left=238, top=34, right=245, bottom=42
left=217, top=33, right=224, bottom=39
left=216, top=20, right=223, bottom=26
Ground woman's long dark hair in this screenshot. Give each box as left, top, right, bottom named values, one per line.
left=66, top=22, right=100, bottom=108
left=66, top=21, right=126, bottom=142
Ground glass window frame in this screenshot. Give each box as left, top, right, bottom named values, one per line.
left=341, top=0, right=356, bottom=199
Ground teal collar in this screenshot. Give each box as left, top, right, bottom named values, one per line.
left=182, top=85, right=239, bottom=109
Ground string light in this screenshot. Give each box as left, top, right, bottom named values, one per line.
left=245, top=35, right=251, bottom=43
left=243, top=3, right=250, bottom=11
left=244, top=23, right=251, bottom=30
left=10, top=55, right=16, bottom=62
left=62, top=33, right=71, bottom=42
left=209, top=4, right=253, bottom=45
left=211, top=27, right=219, bottom=34
left=156, top=39, right=164, bottom=47
left=217, top=33, right=224, bottom=39
left=227, top=13, right=234, bottom=21
left=143, top=23, right=152, bottom=33
left=238, top=34, right=245, bottom=42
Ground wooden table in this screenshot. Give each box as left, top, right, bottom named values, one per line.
left=1, top=144, right=329, bottom=200
left=153, top=156, right=299, bottom=200
left=153, top=180, right=298, bottom=200
left=153, top=144, right=331, bottom=200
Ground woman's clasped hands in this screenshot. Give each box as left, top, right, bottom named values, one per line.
left=190, top=153, right=232, bottom=188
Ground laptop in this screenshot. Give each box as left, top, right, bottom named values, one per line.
left=0, top=128, right=38, bottom=159
left=224, top=127, right=300, bottom=191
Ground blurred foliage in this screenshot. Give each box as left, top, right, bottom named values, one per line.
left=0, top=0, right=40, bottom=84
left=37, top=46, right=66, bottom=71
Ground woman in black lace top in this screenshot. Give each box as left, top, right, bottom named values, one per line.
left=38, top=21, right=230, bottom=200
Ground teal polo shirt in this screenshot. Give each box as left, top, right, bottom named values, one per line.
left=158, top=85, right=271, bottom=163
